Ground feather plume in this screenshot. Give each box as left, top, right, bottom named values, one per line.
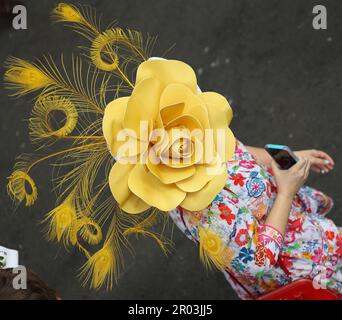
left=42, top=192, right=78, bottom=246
left=29, top=95, right=78, bottom=145
left=7, top=169, right=37, bottom=207
left=199, top=227, right=234, bottom=271
left=52, top=3, right=85, bottom=23
left=4, top=57, right=53, bottom=96
left=123, top=209, right=172, bottom=255
left=52, top=3, right=157, bottom=88
left=4, top=2, right=169, bottom=291
left=52, top=3, right=103, bottom=42
left=79, top=216, right=126, bottom=290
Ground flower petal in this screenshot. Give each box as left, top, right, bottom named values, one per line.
left=211, top=127, right=236, bottom=162
left=136, top=59, right=198, bottom=93
left=115, top=133, right=149, bottom=159
left=160, top=83, right=210, bottom=129
left=200, top=92, right=236, bottom=162
left=109, top=162, right=150, bottom=214
left=159, top=103, right=184, bottom=125
left=222, top=127, right=236, bottom=162
left=147, top=159, right=195, bottom=184
left=103, top=97, right=129, bottom=156
left=161, top=134, right=203, bottom=168
left=200, top=92, right=233, bottom=126
left=180, top=167, right=228, bottom=211
left=164, top=114, right=203, bottom=132
left=121, top=195, right=151, bottom=214
left=123, top=78, right=162, bottom=140
left=176, top=159, right=224, bottom=192
left=128, top=164, right=186, bottom=211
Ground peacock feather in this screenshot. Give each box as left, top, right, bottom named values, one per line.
left=4, top=2, right=171, bottom=290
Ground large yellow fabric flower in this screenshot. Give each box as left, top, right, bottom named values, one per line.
left=103, top=59, right=235, bottom=213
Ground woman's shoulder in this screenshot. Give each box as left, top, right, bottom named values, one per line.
left=232, top=139, right=257, bottom=161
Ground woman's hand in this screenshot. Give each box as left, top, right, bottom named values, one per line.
left=271, top=158, right=311, bottom=199
left=294, top=149, right=335, bottom=174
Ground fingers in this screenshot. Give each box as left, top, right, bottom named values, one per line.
left=309, top=157, right=333, bottom=173
left=312, top=149, right=334, bottom=163
left=310, top=165, right=323, bottom=174
left=303, top=159, right=311, bottom=180
left=311, top=149, right=335, bottom=170
left=290, top=157, right=307, bottom=172
left=319, top=164, right=333, bottom=174
left=299, top=158, right=310, bottom=177
left=270, top=160, right=281, bottom=173
left=310, top=157, right=328, bottom=167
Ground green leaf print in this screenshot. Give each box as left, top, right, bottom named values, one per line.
left=240, top=207, right=249, bottom=214
left=207, top=211, right=214, bottom=224
left=260, top=170, right=266, bottom=179
left=284, top=243, right=301, bottom=251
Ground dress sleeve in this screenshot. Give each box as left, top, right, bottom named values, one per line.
left=177, top=188, right=284, bottom=277
left=298, top=185, right=334, bottom=217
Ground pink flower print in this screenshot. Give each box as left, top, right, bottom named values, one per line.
left=330, top=254, right=339, bottom=266
left=284, top=232, right=296, bottom=245
left=327, top=268, right=335, bottom=278
left=312, top=247, right=323, bottom=263
left=239, top=160, right=255, bottom=169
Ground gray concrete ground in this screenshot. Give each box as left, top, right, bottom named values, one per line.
left=0, top=0, right=341, bottom=299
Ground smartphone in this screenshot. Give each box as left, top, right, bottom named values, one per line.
left=264, top=144, right=298, bottom=170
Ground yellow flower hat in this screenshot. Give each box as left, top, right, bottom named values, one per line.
left=103, top=58, right=236, bottom=213
left=4, top=2, right=236, bottom=290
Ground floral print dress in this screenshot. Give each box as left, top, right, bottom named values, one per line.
left=169, top=140, right=342, bottom=299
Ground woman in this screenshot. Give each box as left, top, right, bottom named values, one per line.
left=4, top=5, right=341, bottom=292
left=170, top=142, right=342, bottom=299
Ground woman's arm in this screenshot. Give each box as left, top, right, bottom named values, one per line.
left=246, top=145, right=335, bottom=173
left=245, top=146, right=272, bottom=166
left=181, top=158, right=310, bottom=279
left=265, top=194, right=294, bottom=236
left=265, top=159, right=311, bottom=235
left=294, top=149, right=334, bottom=173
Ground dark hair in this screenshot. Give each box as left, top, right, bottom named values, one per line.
left=0, top=268, right=57, bottom=300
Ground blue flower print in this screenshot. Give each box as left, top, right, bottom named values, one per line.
left=239, top=247, right=254, bottom=263
left=231, top=258, right=246, bottom=272
left=191, top=227, right=198, bottom=238
left=246, top=172, right=266, bottom=198
left=213, top=194, right=223, bottom=202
